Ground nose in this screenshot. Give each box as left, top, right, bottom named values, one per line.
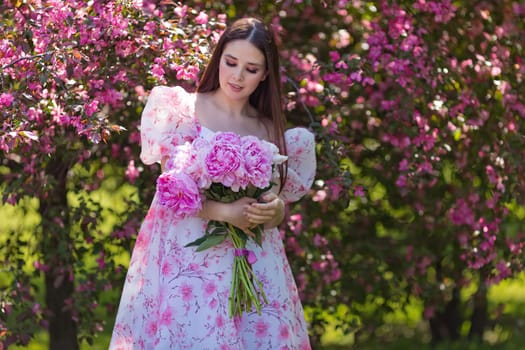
left=233, top=67, right=244, bottom=81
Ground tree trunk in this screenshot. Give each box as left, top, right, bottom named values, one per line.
left=39, top=156, right=78, bottom=350
left=429, top=288, right=462, bottom=344
left=468, top=283, right=488, bottom=340
left=44, top=268, right=78, bottom=350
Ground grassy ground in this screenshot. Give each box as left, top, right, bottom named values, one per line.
left=7, top=274, right=525, bottom=349
left=2, top=190, right=525, bottom=349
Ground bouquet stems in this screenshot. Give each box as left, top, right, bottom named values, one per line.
left=227, top=224, right=268, bottom=317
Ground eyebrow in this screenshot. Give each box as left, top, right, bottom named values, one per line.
left=224, top=54, right=264, bottom=67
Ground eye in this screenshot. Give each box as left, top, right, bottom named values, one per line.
left=225, top=60, right=236, bottom=67
left=246, top=67, right=259, bottom=74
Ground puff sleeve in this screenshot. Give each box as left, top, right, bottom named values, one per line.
left=140, top=86, right=200, bottom=165
left=280, top=128, right=317, bottom=204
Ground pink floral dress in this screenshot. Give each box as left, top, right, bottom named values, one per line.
left=109, top=86, right=316, bottom=350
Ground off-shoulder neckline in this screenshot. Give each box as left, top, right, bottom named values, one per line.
left=167, top=85, right=312, bottom=145
left=197, top=123, right=279, bottom=148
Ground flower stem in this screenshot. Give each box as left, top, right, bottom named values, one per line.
left=227, top=223, right=267, bottom=317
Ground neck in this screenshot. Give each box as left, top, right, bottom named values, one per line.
left=212, top=88, right=252, bottom=118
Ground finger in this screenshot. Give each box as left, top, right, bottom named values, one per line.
left=245, top=205, right=276, bottom=216
left=246, top=212, right=275, bottom=224
left=249, top=201, right=278, bottom=211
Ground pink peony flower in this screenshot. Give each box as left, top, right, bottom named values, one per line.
left=156, top=170, right=202, bottom=219
left=205, top=132, right=244, bottom=190
left=186, top=137, right=212, bottom=189
left=241, top=136, right=274, bottom=189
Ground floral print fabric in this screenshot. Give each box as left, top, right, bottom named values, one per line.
left=109, top=86, right=316, bottom=350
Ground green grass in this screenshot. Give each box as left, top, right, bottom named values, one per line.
left=4, top=268, right=525, bottom=349
left=3, top=184, right=525, bottom=349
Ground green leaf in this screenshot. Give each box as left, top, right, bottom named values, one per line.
left=184, top=235, right=209, bottom=248
left=253, top=225, right=264, bottom=247
left=208, top=227, right=227, bottom=235
left=196, top=234, right=227, bottom=252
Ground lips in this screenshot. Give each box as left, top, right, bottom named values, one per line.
left=228, top=83, right=242, bottom=92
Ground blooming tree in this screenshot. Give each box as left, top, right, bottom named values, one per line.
left=0, top=1, right=226, bottom=348
left=279, top=0, right=525, bottom=344
left=1, top=0, right=525, bottom=348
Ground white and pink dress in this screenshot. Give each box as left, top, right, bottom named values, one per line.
left=109, top=86, right=316, bottom=350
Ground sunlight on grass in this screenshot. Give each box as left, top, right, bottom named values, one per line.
left=489, top=273, right=525, bottom=311
left=9, top=332, right=47, bottom=350
left=3, top=184, right=525, bottom=349
left=8, top=331, right=111, bottom=350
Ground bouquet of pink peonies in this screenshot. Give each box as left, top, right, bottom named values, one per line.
left=156, top=131, right=287, bottom=317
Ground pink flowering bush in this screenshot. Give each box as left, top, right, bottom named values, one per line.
left=278, top=0, right=525, bottom=345
left=0, top=1, right=226, bottom=348
left=1, top=0, right=525, bottom=348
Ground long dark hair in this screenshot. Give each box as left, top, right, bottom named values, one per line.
left=197, top=17, right=288, bottom=190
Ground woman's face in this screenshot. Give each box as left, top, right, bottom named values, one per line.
left=218, top=39, right=267, bottom=101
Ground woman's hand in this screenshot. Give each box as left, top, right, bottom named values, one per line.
left=199, top=197, right=258, bottom=235
left=244, top=192, right=285, bottom=229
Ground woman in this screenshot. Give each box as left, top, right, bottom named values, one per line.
left=110, top=17, right=316, bottom=349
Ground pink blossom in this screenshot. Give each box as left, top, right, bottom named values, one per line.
left=151, top=62, right=166, bottom=81
left=185, top=137, right=212, bottom=188
left=203, top=281, right=217, bottom=298
left=0, top=92, right=14, bottom=107
left=143, top=21, right=156, bottom=34
left=161, top=260, right=172, bottom=275
left=279, top=325, right=290, bottom=340
left=448, top=199, right=475, bottom=226
left=329, top=51, right=340, bottom=62
left=312, top=189, right=327, bottom=202
left=84, top=99, right=99, bottom=117
left=327, top=180, right=343, bottom=200
left=125, top=160, right=140, bottom=183
left=313, top=234, right=327, bottom=247
left=398, top=159, right=409, bottom=171
left=255, top=320, right=269, bottom=337
left=145, top=320, right=157, bottom=337
left=513, top=2, right=525, bottom=16
left=160, top=308, right=173, bottom=326
left=215, top=315, right=225, bottom=328
left=96, top=252, right=106, bottom=269
left=330, top=268, right=341, bottom=281
left=195, top=11, right=208, bottom=25
left=205, top=132, right=244, bottom=190
left=34, top=261, right=50, bottom=272
left=241, top=136, right=274, bottom=189
left=423, top=306, right=435, bottom=319
left=180, top=283, right=193, bottom=302
left=405, top=245, right=413, bottom=261
left=156, top=171, right=202, bottom=219
left=354, top=186, right=365, bottom=197
left=174, top=5, right=188, bottom=17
